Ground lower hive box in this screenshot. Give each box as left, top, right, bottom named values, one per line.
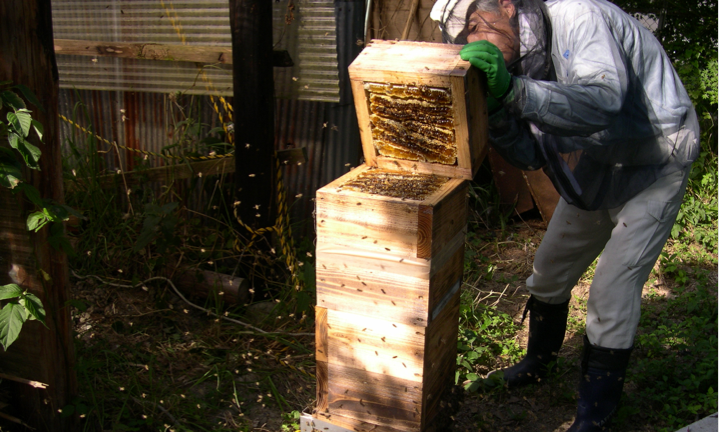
left=315, top=291, right=460, bottom=432
left=313, top=167, right=467, bottom=431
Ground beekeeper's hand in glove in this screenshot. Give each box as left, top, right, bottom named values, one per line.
left=460, top=40, right=512, bottom=113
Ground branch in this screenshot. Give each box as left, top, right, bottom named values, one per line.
left=70, top=271, right=314, bottom=338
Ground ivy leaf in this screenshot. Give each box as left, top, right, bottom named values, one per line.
left=0, top=284, right=23, bottom=301
left=19, top=293, right=46, bottom=325
left=0, top=90, right=25, bottom=111
left=0, top=302, right=28, bottom=351
left=13, top=84, right=43, bottom=111
left=27, top=211, right=49, bottom=232
left=31, top=120, right=43, bottom=141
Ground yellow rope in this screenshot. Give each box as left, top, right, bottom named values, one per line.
left=159, top=0, right=187, bottom=45
left=233, top=157, right=302, bottom=295
left=59, top=114, right=232, bottom=162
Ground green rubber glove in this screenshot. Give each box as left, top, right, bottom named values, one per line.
left=460, top=40, right=512, bottom=99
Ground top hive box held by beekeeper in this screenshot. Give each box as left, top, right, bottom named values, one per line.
left=348, top=40, right=488, bottom=180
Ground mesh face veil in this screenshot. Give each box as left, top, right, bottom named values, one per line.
left=430, top=0, right=553, bottom=80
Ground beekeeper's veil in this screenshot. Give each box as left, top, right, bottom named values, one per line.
left=430, top=0, right=553, bottom=80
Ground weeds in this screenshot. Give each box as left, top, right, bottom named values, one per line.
left=54, top=89, right=316, bottom=431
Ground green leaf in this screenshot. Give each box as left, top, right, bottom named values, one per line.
left=0, top=302, right=28, bottom=350
left=7, top=130, right=20, bottom=150
left=31, top=120, right=43, bottom=141
left=7, top=111, right=32, bottom=138
left=26, top=211, right=48, bottom=232
left=13, top=84, right=43, bottom=111
left=0, top=160, right=22, bottom=189
left=19, top=293, right=46, bottom=325
left=0, top=90, right=25, bottom=110
left=0, top=284, right=23, bottom=301
left=17, top=139, right=41, bottom=169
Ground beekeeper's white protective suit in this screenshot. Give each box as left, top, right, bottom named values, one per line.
left=432, top=0, right=699, bottom=349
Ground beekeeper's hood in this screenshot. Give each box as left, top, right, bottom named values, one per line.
left=430, top=0, right=554, bottom=80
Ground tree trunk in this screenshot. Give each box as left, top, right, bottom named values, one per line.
left=0, top=1, right=77, bottom=430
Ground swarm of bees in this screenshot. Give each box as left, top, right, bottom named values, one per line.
left=341, top=168, right=448, bottom=201
left=365, top=83, right=456, bottom=165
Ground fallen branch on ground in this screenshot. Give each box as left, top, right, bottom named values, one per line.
left=70, top=271, right=314, bottom=338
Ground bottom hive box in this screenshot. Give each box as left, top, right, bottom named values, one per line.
left=315, top=290, right=460, bottom=432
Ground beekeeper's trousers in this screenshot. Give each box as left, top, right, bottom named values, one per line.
left=526, top=165, right=691, bottom=349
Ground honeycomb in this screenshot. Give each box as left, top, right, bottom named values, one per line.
left=366, top=83, right=456, bottom=165
left=340, top=168, right=449, bottom=201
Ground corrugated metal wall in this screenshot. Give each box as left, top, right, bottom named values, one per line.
left=55, top=1, right=365, bottom=237
left=52, top=0, right=341, bottom=102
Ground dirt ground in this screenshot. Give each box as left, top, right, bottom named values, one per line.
left=37, top=216, right=714, bottom=432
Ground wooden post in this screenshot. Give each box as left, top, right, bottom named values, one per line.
left=0, top=1, right=77, bottom=430
left=229, top=0, right=277, bottom=233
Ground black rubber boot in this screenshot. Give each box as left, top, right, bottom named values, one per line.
left=491, top=295, right=570, bottom=387
left=566, top=335, right=633, bottom=432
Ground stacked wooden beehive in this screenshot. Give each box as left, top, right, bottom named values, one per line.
left=310, top=40, right=487, bottom=432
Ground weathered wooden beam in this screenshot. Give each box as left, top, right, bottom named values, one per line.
left=64, top=155, right=236, bottom=192
left=54, top=38, right=233, bottom=64
left=0, top=1, right=77, bottom=430
left=53, top=39, right=294, bottom=67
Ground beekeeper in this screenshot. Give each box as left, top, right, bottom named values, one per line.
left=430, top=0, right=699, bottom=430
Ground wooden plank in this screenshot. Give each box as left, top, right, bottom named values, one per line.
left=374, top=157, right=471, bottom=179
left=421, top=291, right=460, bottom=427
left=325, top=362, right=423, bottom=431
left=316, top=167, right=422, bottom=258
left=316, top=307, right=329, bottom=363
left=316, top=233, right=463, bottom=327
left=316, top=168, right=467, bottom=259
left=317, top=360, right=329, bottom=415
left=316, top=246, right=432, bottom=327
left=351, top=80, right=377, bottom=167
left=322, top=294, right=460, bottom=431
left=54, top=38, right=233, bottom=64
left=417, top=179, right=467, bottom=259
left=427, top=244, right=464, bottom=315
left=349, top=40, right=465, bottom=82
left=317, top=410, right=409, bottom=432
left=327, top=309, right=427, bottom=383
left=65, top=155, right=235, bottom=192
left=464, top=67, right=489, bottom=176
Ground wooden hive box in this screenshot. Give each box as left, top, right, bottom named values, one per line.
left=348, top=39, right=488, bottom=180
left=314, top=169, right=466, bottom=432
left=311, top=40, right=487, bottom=432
